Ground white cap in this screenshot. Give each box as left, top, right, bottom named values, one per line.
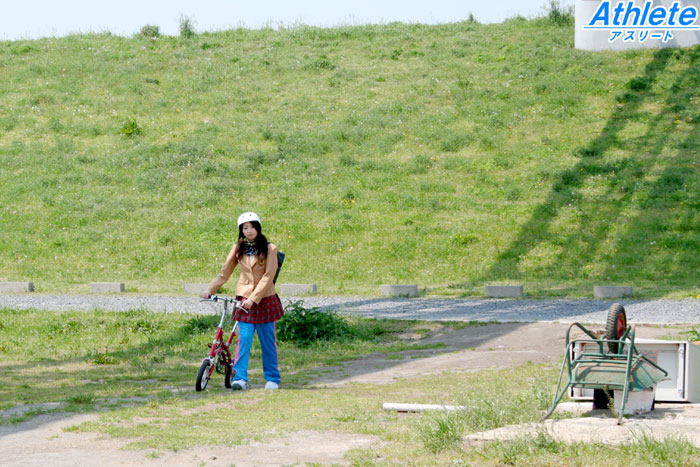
left=237, top=212, right=261, bottom=227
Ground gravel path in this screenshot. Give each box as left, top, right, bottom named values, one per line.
left=2, top=294, right=700, bottom=324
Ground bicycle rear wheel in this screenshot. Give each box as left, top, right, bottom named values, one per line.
left=196, top=360, right=213, bottom=391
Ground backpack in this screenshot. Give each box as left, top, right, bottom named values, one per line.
left=274, top=250, right=285, bottom=284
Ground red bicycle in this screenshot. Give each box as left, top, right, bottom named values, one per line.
left=196, top=295, right=247, bottom=391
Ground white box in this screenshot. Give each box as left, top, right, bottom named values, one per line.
left=613, top=386, right=655, bottom=414
left=571, top=339, right=700, bottom=403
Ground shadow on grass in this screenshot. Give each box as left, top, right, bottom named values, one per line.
left=0, top=305, right=557, bottom=436
left=0, top=311, right=219, bottom=436
left=479, top=46, right=700, bottom=289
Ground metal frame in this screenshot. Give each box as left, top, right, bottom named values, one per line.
left=543, top=322, right=668, bottom=424
left=197, top=295, right=247, bottom=390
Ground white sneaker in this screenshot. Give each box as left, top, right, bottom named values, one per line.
left=264, top=381, right=279, bottom=390
left=231, top=380, right=247, bottom=390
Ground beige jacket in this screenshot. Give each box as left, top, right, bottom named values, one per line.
left=207, top=242, right=278, bottom=304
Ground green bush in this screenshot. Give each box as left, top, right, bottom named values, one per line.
left=120, top=118, right=142, bottom=136
left=140, top=24, right=160, bottom=38
left=418, top=412, right=465, bottom=453
left=277, top=301, right=355, bottom=346
left=179, top=15, right=196, bottom=38
left=545, top=0, right=574, bottom=26
left=306, top=55, right=336, bottom=70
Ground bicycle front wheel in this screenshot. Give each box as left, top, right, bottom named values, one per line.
left=196, top=360, right=213, bottom=391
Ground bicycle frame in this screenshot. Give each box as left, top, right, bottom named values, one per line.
left=197, top=295, right=247, bottom=390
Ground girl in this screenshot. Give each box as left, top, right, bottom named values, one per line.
left=201, top=212, right=283, bottom=390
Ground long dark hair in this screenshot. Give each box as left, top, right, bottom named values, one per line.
left=234, top=221, right=269, bottom=261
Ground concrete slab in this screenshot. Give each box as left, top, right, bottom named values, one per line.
left=380, top=285, right=418, bottom=297
left=89, top=282, right=125, bottom=293
left=594, top=286, right=633, bottom=299
left=279, top=283, right=317, bottom=295
left=485, top=285, right=523, bottom=298
left=464, top=403, right=700, bottom=448
left=0, top=282, right=34, bottom=293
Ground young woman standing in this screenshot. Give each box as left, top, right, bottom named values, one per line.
left=201, top=212, right=283, bottom=390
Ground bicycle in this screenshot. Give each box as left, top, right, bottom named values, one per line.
left=196, top=295, right=247, bottom=391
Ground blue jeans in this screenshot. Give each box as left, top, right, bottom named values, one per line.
left=233, top=321, right=280, bottom=384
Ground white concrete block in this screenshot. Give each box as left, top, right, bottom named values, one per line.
left=278, top=283, right=317, bottom=295
left=90, top=282, right=125, bottom=293
left=485, top=285, right=523, bottom=298
left=380, top=284, right=419, bottom=297
left=183, top=283, right=210, bottom=294
left=0, top=282, right=34, bottom=293
left=594, top=286, right=633, bottom=298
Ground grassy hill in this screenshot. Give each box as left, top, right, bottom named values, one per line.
left=1, top=16, right=699, bottom=296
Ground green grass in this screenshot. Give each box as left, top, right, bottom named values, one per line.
left=0, top=306, right=421, bottom=410
left=1, top=17, right=700, bottom=297
left=1, top=307, right=699, bottom=465
left=465, top=430, right=700, bottom=466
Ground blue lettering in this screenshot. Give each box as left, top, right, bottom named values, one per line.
left=589, top=1, right=610, bottom=26
left=640, top=1, right=652, bottom=25
left=587, top=1, right=699, bottom=31
left=648, top=6, right=666, bottom=26
left=667, top=2, right=681, bottom=26
left=679, top=7, right=698, bottom=26
left=622, top=1, right=642, bottom=26
left=613, top=2, right=626, bottom=25
left=609, top=30, right=623, bottom=42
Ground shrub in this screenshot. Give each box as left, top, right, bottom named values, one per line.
left=140, top=24, right=160, bottom=38
left=120, top=118, right=142, bottom=136
left=277, top=301, right=354, bottom=346
left=628, top=76, right=653, bottom=92
left=545, top=0, right=574, bottom=26
left=494, top=431, right=562, bottom=464
left=179, top=15, right=196, bottom=38
left=689, top=328, right=700, bottom=341
left=418, top=412, right=465, bottom=453
left=306, top=55, right=336, bottom=70
left=10, top=44, right=34, bottom=55
left=67, top=393, right=97, bottom=404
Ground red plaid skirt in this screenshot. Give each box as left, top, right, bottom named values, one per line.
left=234, top=294, right=284, bottom=323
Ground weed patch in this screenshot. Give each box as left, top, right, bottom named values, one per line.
left=277, top=301, right=387, bottom=346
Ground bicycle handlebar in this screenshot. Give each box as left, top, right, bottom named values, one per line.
left=201, top=295, right=238, bottom=303
left=200, top=295, right=248, bottom=313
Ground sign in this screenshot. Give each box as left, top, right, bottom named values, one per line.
left=575, top=0, right=700, bottom=50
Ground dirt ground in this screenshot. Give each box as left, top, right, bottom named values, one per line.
left=1, top=322, right=696, bottom=466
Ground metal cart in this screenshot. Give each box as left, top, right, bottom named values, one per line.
left=543, top=304, right=669, bottom=424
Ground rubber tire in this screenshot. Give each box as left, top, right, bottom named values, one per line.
left=196, top=360, right=212, bottom=392
left=605, top=303, right=627, bottom=353
left=224, top=364, right=234, bottom=389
